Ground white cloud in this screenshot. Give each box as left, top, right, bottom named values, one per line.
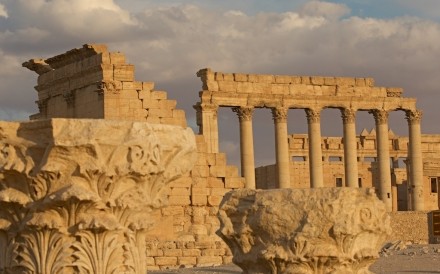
left=1, top=0, right=440, bottom=165
left=299, top=0, right=350, bottom=20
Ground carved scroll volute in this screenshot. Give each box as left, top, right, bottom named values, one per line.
left=370, top=109, right=389, bottom=125
left=305, top=108, right=321, bottom=124
left=232, top=107, right=254, bottom=122
left=405, top=109, right=422, bottom=125
left=271, top=107, right=288, bottom=123
left=0, top=119, right=197, bottom=274
left=341, top=108, right=356, bottom=124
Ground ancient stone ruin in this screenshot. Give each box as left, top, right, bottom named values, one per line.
left=218, top=188, right=391, bottom=273
left=0, top=119, right=196, bottom=273
left=0, top=44, right=433, bottom=272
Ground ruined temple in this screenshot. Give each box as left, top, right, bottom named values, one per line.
left=15, top=44, right=436, bottom=270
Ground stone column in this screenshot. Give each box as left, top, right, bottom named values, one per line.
left=272, top=107, right=291, bottom=189
left=233, top=106, right=256, bottom=189
left=371, top=109, right=392, bottom=211
left=406, top=110, right=424, bottom=211
left=305, top=108, right=324, bottom=188
left=194, top=102, right=219, bottom=153
left=341, top=108, right=359, bottom=187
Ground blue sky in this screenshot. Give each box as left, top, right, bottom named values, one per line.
left=0, top=0, right=439, bottom=167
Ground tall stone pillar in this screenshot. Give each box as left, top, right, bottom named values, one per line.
left=305, top=108, right=324, bottom=188
left=371, top=110, right=393, bottom=211
left=341, top=108, right=359, bottom=187
left=272, top=107, right=291, bottom=189
left=406, top=110, right=425, bottom=211
left=194, top=102, right=219, bottom=153
left=233, top=106, right=256, bottom=189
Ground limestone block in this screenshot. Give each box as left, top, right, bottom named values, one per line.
left=301, top=76, right=311, bottom=84
left=207, top=177, right=224, bottom=188
left=236, top=82, right=253, bottom=93
left=178, top=256, right=197, bottom=265
left=218, top=188, right=391, bottom=274
left=225, top=166, right=239, bottom=177
left=113, top=64, right=135, bottom=81
left=252, top=82, right=271, bottom=93
left=310, top=76, right=325, bottom=85
left=214, top=72, right=224, bottom=81
left=209, top=165, right=226, bottom=177
left=217, top=81, right=238, bottom=92
left=365, top=78, right=375, bottom=87
left=109, top=52, right=126, bottom=64
left=191, top=194, right=207, bottom=205
left=258, top=74, right=274, bottom=83
left=233, top=73, right=247, bottom=82
left=336, top=77, right=356, bottom=86
left=164, top=249, right=183, bottom=257
left=151, top=91, right=168, bottom=100
left=183, top=249, right=201, bottom=257
left=155, top=257, right=178, bottom=266
left=0, top=118, right=197, bottom=274
left=225, top=177, right=245, bottom=189
left=271, top=84, right=290, bottom=95
left=205, top=80, right=219, bottom=91
left=196, top=256, right=223, bottom=266
left=324, top=77, right=336, bottom=85
left=274, top=75, right=291, bottom=84
left=168, top=195, right=191, bottom=206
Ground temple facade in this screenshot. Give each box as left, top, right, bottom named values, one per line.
left=18, top=44, right=436, bottom=270
left=255, top=130, right=440, bottom=211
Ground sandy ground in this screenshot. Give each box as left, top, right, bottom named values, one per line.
left=150, top=244, right=440, bottom=274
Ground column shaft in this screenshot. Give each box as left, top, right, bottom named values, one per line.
left=306, top=109, right=324, bottom=188
left=372, top=110, right=392, bottom=211
left=272, top=108, right=290, bottom=188
left=233, top=107, right=256, bottom=189
left=406, top=110, right=424, bottom=211
left=342, top=109, right=359, bottom=187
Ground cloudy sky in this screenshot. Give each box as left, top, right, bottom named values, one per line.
left=0, top=0, right=439, bottom=168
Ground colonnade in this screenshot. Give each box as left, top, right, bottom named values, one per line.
left=195, top=103, right=425, bottom=211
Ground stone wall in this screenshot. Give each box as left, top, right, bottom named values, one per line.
left=23, top=44, right=245, bottom=270
left=387, top=211, right=430, bottom=244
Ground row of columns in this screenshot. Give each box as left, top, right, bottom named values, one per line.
left=196, top=103, right=425, bottom=211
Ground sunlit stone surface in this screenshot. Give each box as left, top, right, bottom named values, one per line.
left=218, top=188, right=391, bottom=274
left=0, top=118, right=196, bottom=273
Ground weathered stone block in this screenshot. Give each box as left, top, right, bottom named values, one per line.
left=155, top=257, right=178, bottom=266
left=218, top=188, right=391, bottom=274
left=0, top=119, right=197, bottom=274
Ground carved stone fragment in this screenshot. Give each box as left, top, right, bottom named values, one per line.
left=218, top=188, right=391, bottom=274
left=0, top=118, right=196, bottom=274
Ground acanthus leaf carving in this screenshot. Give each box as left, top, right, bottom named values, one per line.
left=0, top=119, right=197, bottom=273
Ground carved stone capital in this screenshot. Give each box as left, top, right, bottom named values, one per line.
left=232, top=107, right=254, bottom=122
left=0, top=119, right=197, bottom=274
left=305, top=108, right=321, bottom=124
left=405, top=110, right=422, bottom=125
left=271, top=107, right=288, bottom=123
left=341, top=108, right=356, bottom=124
left=218, top=188, right=391, bottom=274
left=370, top=109, right=389, bottom=125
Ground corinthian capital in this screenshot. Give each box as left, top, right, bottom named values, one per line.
left=341, top=108, right=356, bottom=124
left=405, top=109, right=422, bottom=125
left=232, top=107, right=254, bottom=122
left=305, top=108, right=321, bottom=123
left=271, top=107, right=288, bottom=123
left=370, top=109, right=389, bottom=125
